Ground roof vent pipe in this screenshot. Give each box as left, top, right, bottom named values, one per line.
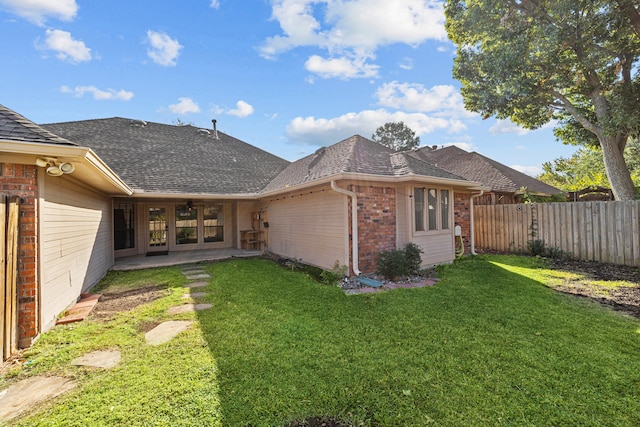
left=212, top=119, right=219, bottom=140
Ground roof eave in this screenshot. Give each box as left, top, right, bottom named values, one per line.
left=259, top=172, right=489, bottom=198
left=0, top=140, right=133, bottom=196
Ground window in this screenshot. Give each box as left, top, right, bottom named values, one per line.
left=176, top=205, right=198, bottom=244
left=204, top=205, right=224, bottom=242
left=414, top=187, right=451, bottom=232
left=441, top=190, right=449, bottom=230
left=114, top=203, right=135, bottom=250
left=414, top=188, right=425, bottom=231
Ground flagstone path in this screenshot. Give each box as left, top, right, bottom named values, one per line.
left=0, top=265, right=214, bottom=422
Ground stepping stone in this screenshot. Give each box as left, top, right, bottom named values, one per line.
left=182, top=269, right=205, bottom=275
left=184, top=273, right=210, bottom=280
left=0, top=376, right=76, bottom=422
left=145, top=320, right=193, bottom=346
left=185, top=281, right=207, bottom=289
left=168, top=303, right=212, bottom=315
left=183, top=292, right=207, bottom=299
left=71, top=349, right=121, bottom=369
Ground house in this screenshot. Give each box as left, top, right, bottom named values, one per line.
left=410, top=145, right=563, bottom=204
left=1, top=104, right=486, bottom=350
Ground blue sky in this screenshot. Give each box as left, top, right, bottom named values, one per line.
left=0, top=0, right=577, bottom=175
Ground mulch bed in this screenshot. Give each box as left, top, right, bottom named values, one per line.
left=546, top=258, right=640, bottom=319
left=89, top=285, right=168, bottom=321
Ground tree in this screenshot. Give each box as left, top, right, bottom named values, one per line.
left=445, top=0, right=640, bottom=200
left=538, top=137, right=640, bottom=192
left=371, top=122, right=420, bottom=152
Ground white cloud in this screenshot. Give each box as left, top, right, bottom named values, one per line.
left=227, top=100, right=254, bottom=118
left=60, top=85, right=133, bottom=101
left=210, top=0, right=220, bottom=9
left=511, top=164, right=542, bottom=177
left=168, top=97, right=200, bottom=114
left=375, top=81, right=476, bottom=119
left=39, top=29, right=91, bottom=63
left=305, top=54, right=379, bottom=79
left=260, top=0, right=446, bottom=79
left=489, top=119, right=530, bottom=136
left=286, top=109, right=463, bottom=146
left=398, top=57, right=414, bottom=70
left=0, top=0, right=77, bottom=26
left=146, top=30, right=182, bottom=66
left=261, top=0, right=446, bottom=57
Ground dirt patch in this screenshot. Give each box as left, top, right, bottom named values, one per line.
left=90, top=285, right=168, bottom=321
left=546, top=258, right=640, bottom=319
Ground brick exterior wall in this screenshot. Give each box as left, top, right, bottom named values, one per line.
left=454, top=192, right=471, bottom=254
left=349, top=185, right=397, bottom=274
left=1, top=163, right=39, bottom=348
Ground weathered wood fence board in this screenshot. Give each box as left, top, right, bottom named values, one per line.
left=474, top=201, right=640, bottom=267
left=1, top=194, right=20, bottom=361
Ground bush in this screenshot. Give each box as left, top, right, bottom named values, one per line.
left=377, top=243, right=424, bottom=280
left=404, top=243, right=423, bottom=275
left=377, top=250, right=409, bottom=280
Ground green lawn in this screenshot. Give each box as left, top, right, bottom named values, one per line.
left=5, top=255, right=640, bottom=426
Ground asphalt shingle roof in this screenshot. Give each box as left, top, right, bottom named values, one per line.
left=410, top=145, right=562, bottom=195
left=0, top=104, right=76, bottom=146
left=262, top=135, right=467, bottom=193
left=43, top=117, right=290, bottom=195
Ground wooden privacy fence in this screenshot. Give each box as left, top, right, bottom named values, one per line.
left=1, top=194, right=20, bottom=361
left=474, top=201, right=640, bottom=267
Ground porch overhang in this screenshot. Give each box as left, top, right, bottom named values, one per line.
left=0, top=140, right=133, bottom=196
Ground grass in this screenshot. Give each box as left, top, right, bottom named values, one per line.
left=4, top=255, right=640, bottom=426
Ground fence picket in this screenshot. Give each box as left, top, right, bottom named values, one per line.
left=474, top=201, right=640, bottom=267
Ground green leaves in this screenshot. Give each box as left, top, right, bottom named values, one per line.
left=371, top=121, right=420, bottom=152
left=445, top=0, right=640, bottom=199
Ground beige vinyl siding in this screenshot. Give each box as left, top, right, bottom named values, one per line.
left=412, top=232, right=455, bottom=265
left=40, top=177, right=112, bottom=331
left=410, top=185, right=456, bottom=266
left=264, top=189, right=348, bottom=270
left=396, top=184, right=410, bottom=247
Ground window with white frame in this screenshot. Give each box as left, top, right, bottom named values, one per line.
left=414, top=187, right=450, bottom=232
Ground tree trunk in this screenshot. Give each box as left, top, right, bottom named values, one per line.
left=599, top=134, right=636, bottom=200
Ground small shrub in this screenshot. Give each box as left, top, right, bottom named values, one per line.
left=377, top=249, right=409, bottom=280
left=319, top=261, right=348, bottom=285
left=403, top=243, right=424, bottom=275
left=528, top=239, right=546, bottom=256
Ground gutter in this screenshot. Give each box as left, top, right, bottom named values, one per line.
left=330, top=180, right=361, bottom=276
left=469, top=190, right=485, bottom=255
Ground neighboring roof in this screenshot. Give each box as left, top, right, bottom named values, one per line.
left=0, top=104, right=76, bottom=146
left=262, top=135, right=470, bottom=193
left=410, top=145, right=563, bottom=195
left=43, top=118, right=290, bottom=195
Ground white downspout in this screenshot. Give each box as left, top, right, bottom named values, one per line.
left=470, top=190, right=484, bottom=255
left=330, top=181, right=361, bottom=276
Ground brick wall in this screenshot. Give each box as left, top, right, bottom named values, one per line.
left=1, top=163, right=39, bottom=348
left=454, top=192, right=471, bottom=254
left=349, top=185, right=397, bottom=274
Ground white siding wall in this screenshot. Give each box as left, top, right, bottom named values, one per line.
left=264, top=190, right=348, bottom=270
left=40, top=177, right=112, bottom=331
left=412, top=232, right=455, bottom=266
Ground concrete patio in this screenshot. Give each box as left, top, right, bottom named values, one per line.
left=112, top=248, right=263, bottom=271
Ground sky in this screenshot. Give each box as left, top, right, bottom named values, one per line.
left=0, top=0, right=578, bottom=176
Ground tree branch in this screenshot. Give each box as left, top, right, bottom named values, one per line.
left=550, top=90, right=600, bottom=135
